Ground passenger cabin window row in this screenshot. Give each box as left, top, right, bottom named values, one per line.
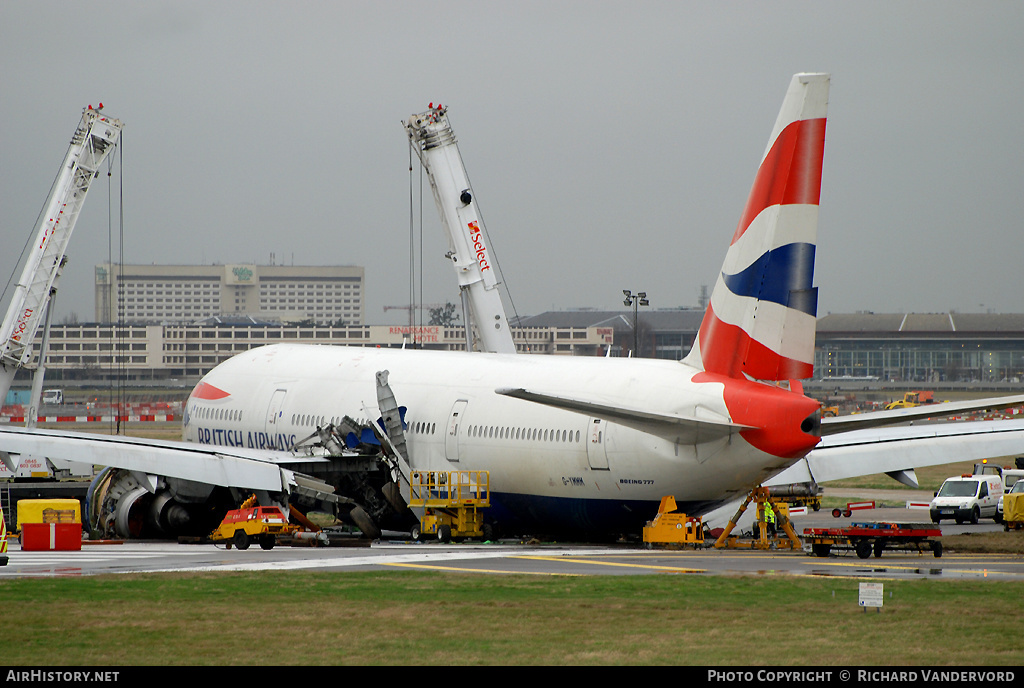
left=290, top=414, right=376, bottom=430
left=193, top=405, right=242, bottom=422
left=467, top=425, right=582, bottom=443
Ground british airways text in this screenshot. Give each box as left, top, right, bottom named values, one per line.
left=196, top=426, right=297, bottom=450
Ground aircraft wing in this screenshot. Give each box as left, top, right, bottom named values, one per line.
left=495, top=387, right=751, bottom=441
left=820, top=394, right=1024, bottom=435
left=0, top=425, right=329, bottom=493
left=769, top=417, right=1024, bottom=486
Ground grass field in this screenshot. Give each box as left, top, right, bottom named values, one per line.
left=1, top=571, right=1022, bottom=666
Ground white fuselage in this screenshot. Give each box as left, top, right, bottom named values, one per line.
left=182, top=344, right=813, bottom=533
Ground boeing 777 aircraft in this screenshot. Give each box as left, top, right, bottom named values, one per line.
left=3, top=73, right=1023, bottom=540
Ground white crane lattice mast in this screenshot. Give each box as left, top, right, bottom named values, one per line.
left=405, top=105, right=515, bottom=354
left=0, top=106, right=123, bottom=401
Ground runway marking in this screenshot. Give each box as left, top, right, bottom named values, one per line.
left=151, top=549, right=602, bottom=573
left=383, top=562, right=579, bottom=576
left=803, top=559, right=1021, bottom=577
left=514, top=554, right=705, bottom=573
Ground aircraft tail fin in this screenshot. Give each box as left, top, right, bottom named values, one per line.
left=684, top=73, right=829, bottom=381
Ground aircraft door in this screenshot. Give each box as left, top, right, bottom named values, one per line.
left=587, top=418, right=610, bottom=470
left=265, top=389, right=288, bottom=434
left=445, top=399, right=468, bottom=463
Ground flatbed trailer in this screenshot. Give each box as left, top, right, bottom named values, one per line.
left=803, top=522, right=942, bottom=559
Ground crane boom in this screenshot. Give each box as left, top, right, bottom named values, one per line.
left=405, top=105, right=515, bottom=354
left=0, top=107, right=123, bottom=400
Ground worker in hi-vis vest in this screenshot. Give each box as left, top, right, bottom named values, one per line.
left=763, top=501, right=777, bottom=537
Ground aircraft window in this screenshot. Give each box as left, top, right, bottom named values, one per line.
left=543, top=429, right=548, bottom=442
left=575, top=430, right=580, bottom=443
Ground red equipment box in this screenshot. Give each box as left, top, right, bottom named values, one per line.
left=20, top=522, right=82, bottom=551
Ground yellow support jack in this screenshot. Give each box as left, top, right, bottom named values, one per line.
left=409, top=470, right=490, bottom=542
left=642, top=496, right=704, bottom=548
left=713, top=486, right=802, bottom=551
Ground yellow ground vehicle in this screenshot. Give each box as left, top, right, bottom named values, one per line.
left=642, top=496, right=704, bottom=547
left=408, top=470, right=490, bottom=542
left=1002, top=481, right=1024, bottom=531
left=209, top=505, right=293, bottom=550
left=884, top=390, right=935, bottom=410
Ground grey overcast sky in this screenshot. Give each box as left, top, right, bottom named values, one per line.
left=2, top=2, right=1022, bottom=326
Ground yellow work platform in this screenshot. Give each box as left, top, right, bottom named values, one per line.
left=408, top=470, right=490, bottom=542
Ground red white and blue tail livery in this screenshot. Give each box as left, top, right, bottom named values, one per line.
left=686, top=73, right=828, bottom=381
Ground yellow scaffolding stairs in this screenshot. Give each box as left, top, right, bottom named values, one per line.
left=408, top=470, right=490, bottom=542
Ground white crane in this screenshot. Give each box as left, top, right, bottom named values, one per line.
left=405, top=105, right=516, bottom=354
left=0, top=106, right=123, bottom=404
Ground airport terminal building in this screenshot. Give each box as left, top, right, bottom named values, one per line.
left=814, top=312, right=1024, bottom=383
left=94, top=263, right=365, bottom=326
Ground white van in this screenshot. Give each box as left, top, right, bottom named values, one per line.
left=930, top=474, right=1003, bottom=524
